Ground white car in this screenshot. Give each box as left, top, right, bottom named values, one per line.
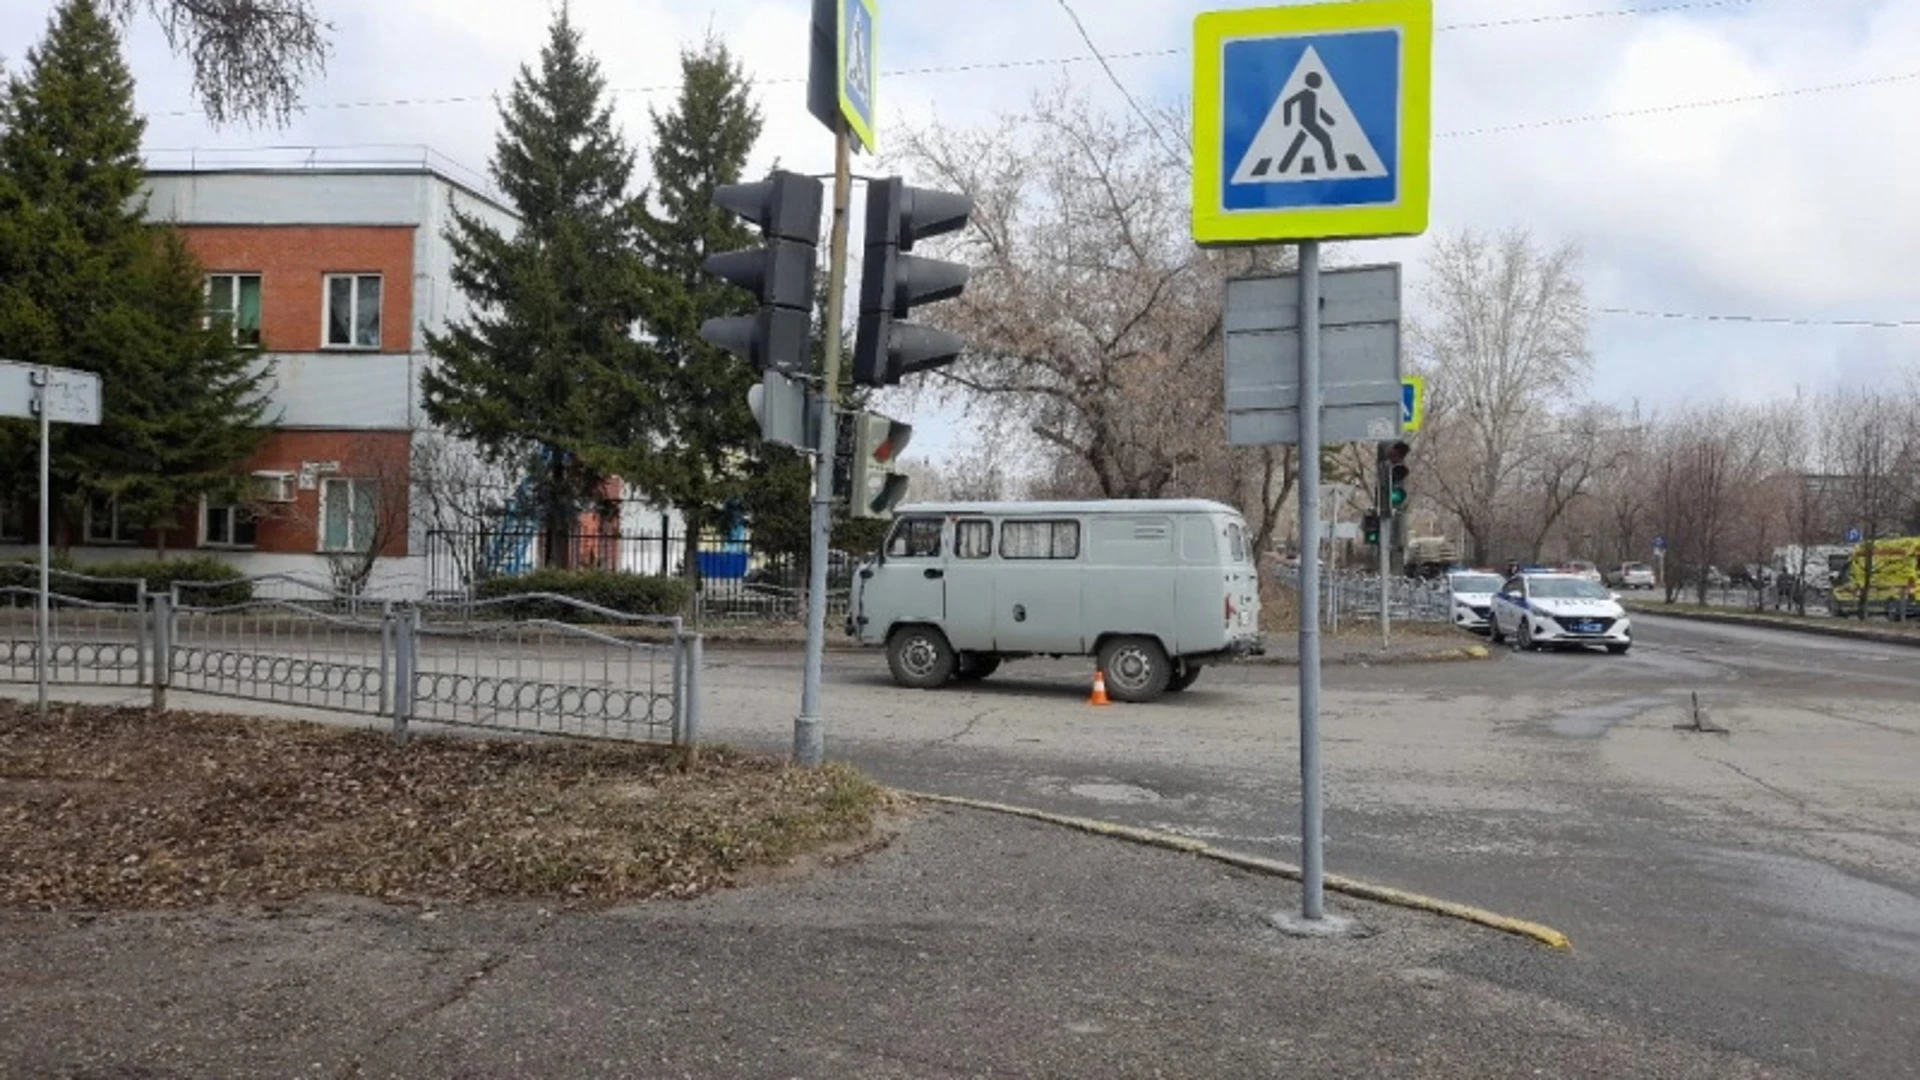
left=1563, top=560, right=1604, bottom=585
left=1445, top=570, right=1505, bottom=633
left=1488, top=572, right=1633, bottom=654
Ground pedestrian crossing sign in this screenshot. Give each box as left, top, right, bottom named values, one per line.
left=1192, top=0, right=1431, bottom=245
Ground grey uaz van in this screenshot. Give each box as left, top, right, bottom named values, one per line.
left=846, top=499, right=1265, bottom=702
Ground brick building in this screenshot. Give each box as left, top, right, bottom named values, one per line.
left=0, top=159, right=504, bottom=593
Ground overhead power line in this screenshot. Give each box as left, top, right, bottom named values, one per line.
left=146, top=0, right=1775, bottom=120
left=1598, top=306, right=1920, bottom=329
left=1440, top=69, right=1920, bottom=137
left=1052, top=0, right=1187, bottom=167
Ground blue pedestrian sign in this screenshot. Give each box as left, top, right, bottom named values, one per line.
left=1653, top=535, right=1666, bottom=554
left=838, top=0, right=878, bottom=152
left=1846, top=527, right=1862, bottom=544
left=1191, top=0, right=1432, bottom=245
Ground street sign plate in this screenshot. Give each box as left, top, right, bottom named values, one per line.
left=1653, top=535, right=1666, bottom=553
left=1191, top=0, right=1432, bottom=245
left=1846, top=527, right=1862, bottom=544
left=1401, top=374, right=1425, bottom=433
left=1223, top=263, right=1402, bottom=446
left=0, top=359, right=103, bottom=426
left=838, top=0, right=878, bottom=153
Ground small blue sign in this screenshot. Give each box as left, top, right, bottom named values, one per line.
left=1652, top=535, right=1666, bottom=553
left=1400, top=381, right=1414, bottom=425
left=1220, top=30, right=1402, bottom=215
left=1846, top=527, right=1862, bottom=544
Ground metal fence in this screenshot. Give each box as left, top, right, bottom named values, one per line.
left=0, top=572, right=702, bottom=747
left=1272, top=567, right=1454, bottom=628
left=423, top=527, right=855, bottom=624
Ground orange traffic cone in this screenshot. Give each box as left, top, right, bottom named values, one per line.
left=1088, top=668, right=1112, bottom=706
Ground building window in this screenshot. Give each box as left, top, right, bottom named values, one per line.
left=323, top=273, right=382, bottom=349
left=200, top=501, right=258, bottom=548
left=1001, top=519, right=1080, bottom=560
left=320, top=478, right=378, bottom=552
left=83, top=496, right=138, bottom=545
left=206, top=273, right=262, bottom=347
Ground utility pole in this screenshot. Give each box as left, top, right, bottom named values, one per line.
left=794, top=130, right=853, bottom=768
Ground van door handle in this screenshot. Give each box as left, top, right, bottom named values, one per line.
left=923, top=568, right=944, bottom=580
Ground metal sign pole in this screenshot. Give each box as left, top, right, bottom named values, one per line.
left=1380, top=493, right=1391, bottom=650
left=36, top=368, right=50, bottom=719
left=1296, top=240, right=1325, bottom=921
left=795, top=123, right=853, bottom=769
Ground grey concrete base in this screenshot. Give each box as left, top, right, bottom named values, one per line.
left=1268, top=908, right=1369, bottom=938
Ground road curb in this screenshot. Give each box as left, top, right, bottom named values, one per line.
left=898, top=790, right=1572, bottom=952
left=1627, top=606, right=1920, bottom=649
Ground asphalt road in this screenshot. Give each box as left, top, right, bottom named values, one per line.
left=695, top=615, right=1920, bottom=1079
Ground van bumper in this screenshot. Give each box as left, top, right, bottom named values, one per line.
left=1229, top=633, right=1266, bottom=658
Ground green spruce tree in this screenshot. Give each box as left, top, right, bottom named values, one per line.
left=421, top=3, right=650, bottom=570
left=0, top=0, right=270, bottom=552
left=628, top=37, right=769, bottom=582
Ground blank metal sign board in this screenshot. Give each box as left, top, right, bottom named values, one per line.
left=1223, top=263, right=1402, bottom=446
left=0, top=359, right=103, bottom=426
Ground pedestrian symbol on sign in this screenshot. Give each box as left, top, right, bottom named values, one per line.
left=1231, top=46, right=1387, bottom=184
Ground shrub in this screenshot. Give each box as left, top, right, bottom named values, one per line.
left=473, top=568, right=691, bottom=623
left=0, top=555, right=251, bottom=606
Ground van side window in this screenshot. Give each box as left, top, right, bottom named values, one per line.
left=887, top=517, right=943, bottom=558
left=955, top=519, right=994, bottom=559
left=1002, top=519, right=1080, bottom=560
left=1225, top=522, right=1249, bottom=562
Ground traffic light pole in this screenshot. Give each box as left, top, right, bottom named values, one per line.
left=795, top=126, right=853, bottom=769
left=1378, top=446, right=1392, bottom=651
left=1296, top=240, right=1326, bottom=921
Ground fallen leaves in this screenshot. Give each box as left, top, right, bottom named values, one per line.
left=0, top=701, right=887, bottom=912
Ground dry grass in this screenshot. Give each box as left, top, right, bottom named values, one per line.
left=0, top=701, right=891, bottom=912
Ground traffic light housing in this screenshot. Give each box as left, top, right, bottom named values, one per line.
left=1362, top=512, right=1381, bottom=547
left=1380, top=440, right=1411, bottom=516
left=852, top=176, right=973, bottom=387
left=699, top=169, right=824, bottom=377
left=848, top=412, right=912, bottom=518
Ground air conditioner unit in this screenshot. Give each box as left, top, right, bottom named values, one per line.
left=252, top=471, right=296, bottom=503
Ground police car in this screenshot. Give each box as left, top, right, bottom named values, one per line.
left=1445, top=570, right=1505, bottom=633
left=1487, top=571, right=1632, bottom=654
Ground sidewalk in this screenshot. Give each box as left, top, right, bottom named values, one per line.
left=1624, top=602, right=1920, bottom=648
left=1, top=805, right=1788, bottom=1079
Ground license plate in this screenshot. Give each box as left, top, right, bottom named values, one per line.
left=1572, top=621, right=1600, bottom=633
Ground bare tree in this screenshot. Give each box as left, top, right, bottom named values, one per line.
left=102, top=0, right=330, bottom=126
left=884, top=85, right=1285, bottom=523
left=1512, top=405, right=1631, bottom=562
left=1410, top=227, right=1591, bottom=565
left=1823, top=389, right=1916, bottom=617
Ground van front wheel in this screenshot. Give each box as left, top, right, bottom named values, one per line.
left=887, top=625, right=957, bottom=690
left=1099, top=636, right=1172, bottom=703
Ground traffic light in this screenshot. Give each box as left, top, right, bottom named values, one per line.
left=1362, top=512, right=1381, bottom=547
left=848, top=412, right=912, bottom=518
left=852, top=176, right=973, bottom=387
left=699, top=169, right=824, bottom=377
left=1381, top=440, right=1411, bottom=516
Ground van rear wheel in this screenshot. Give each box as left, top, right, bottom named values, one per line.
left=1099, top=636, right=1172, bottom=703
left=887, top=625, right=956, bottom=690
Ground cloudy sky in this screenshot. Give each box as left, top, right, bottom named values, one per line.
left=4, top=0, right=1917, bottom=468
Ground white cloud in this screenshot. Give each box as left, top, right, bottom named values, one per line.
left=2, top=0, right=1916, bottom=457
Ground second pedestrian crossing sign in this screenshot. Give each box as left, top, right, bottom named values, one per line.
left=1192, top=0, right=1431, bottom=245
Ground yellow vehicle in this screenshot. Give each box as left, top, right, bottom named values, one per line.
left=1831, top=536, right=1920, bottom=619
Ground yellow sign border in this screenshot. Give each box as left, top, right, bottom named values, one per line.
left=1191, top=0, right=1432, bottom=245
left=837, top=0, right=879, bottom=153
left=1401, top=374, right=1426, bottom=433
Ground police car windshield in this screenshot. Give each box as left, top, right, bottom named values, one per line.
left=1530, top=577, right=1610, bottom=600
left=1450, top=574, right=1503, bottom=593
